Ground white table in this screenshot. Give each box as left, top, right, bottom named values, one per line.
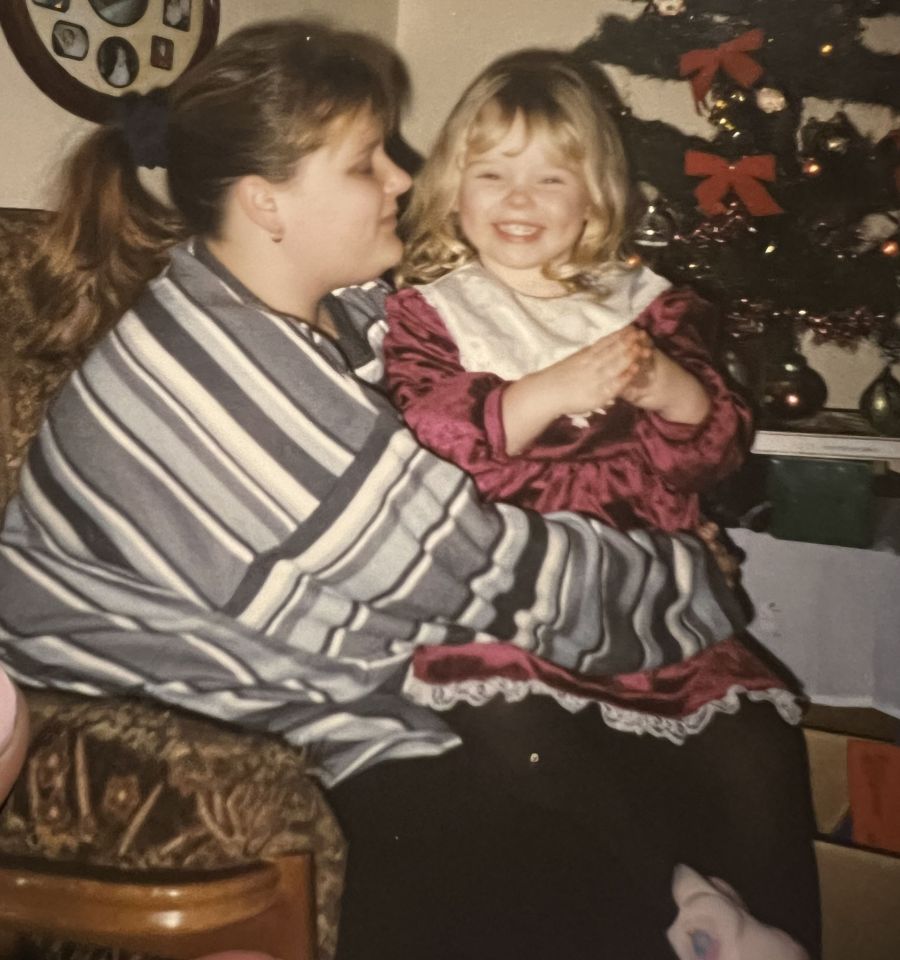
left=730, top=523, right=900, bottom=719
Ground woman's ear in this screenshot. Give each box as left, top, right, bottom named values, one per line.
left=234, top=175, right=284, bottom=243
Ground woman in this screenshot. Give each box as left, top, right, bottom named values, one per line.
left=0, top=21, right=819, bottom=960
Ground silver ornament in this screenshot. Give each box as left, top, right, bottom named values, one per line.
left=653, top=0, right=686, bottom=16
left=755, top=87, right=786, bottom=114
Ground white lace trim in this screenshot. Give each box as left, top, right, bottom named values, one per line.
left=402, top=674, right=803, bottom=744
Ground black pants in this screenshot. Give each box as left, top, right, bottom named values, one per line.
left=328, top=697, right=821, bottom=960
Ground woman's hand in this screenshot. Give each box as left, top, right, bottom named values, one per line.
left=619, top=347, right=712, bottom=426
left=695, top=519, right=741, bottom=588
left=501, top=324, right=652, bottom=455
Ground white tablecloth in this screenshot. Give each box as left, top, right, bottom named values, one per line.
left=730, top=526, right=900, bottom=718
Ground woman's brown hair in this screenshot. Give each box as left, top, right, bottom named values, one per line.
left=29, top=20, right=406, bottom=358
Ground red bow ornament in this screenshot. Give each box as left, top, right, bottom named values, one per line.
left=679, top=29, right=765, bottom=110
left=684, top=151, right=784, bottom=217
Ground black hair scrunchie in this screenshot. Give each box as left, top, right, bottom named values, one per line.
left=116, top=88, right=169, bottom=170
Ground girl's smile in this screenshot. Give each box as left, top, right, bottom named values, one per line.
left=493, top=221, right=543, bottom=239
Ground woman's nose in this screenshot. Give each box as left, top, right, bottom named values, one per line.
left=385, top=159, right=412, bottom=197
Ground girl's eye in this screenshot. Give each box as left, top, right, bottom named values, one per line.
left=476, top=172, right=501, bottom=180
left=354, top=165, right=375, bottom=176
left=541, top=176, right=565, bottom=185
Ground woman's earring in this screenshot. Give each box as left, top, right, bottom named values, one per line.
left=270, top=230, right=283, bottom=244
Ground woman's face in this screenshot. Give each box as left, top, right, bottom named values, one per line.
left=274, top=109, right=411, bottom=310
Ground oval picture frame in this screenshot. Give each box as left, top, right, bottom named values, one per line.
left=1, top=0, right=220, bottom=123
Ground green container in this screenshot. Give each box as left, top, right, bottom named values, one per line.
left=766, top=456, right=875, bottom=548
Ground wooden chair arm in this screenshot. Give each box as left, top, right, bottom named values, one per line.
left=0, top=690, right=347, bottom=959
left=0, top=853, right=315, bottom=960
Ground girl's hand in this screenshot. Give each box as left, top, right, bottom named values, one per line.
left=502, top=324, right=651, bottom=454
left=620, top=347, right=711, bottom=425
left=538, top=324, right=654, bottom=418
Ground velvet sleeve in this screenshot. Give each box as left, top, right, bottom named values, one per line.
left=632, top=289, right=753, bottom=493
left=383, top=287, right=520, bottom=488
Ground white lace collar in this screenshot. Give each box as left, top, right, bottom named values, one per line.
left=415, top=261, right=671, bottom=381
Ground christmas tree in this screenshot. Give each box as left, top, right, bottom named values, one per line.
left=575, top=0, right=900, bottom=426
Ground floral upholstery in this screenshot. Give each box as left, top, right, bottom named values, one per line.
left=0, top=208, right=67, bottom=506
left=0, top=209, right=347, bottom=960
left=4, top=941, right=166, bottom=960
left=0, top=691, right=346, bottom=959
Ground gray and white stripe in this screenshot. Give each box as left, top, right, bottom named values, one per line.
left=0, top=239, right=744, bottom=786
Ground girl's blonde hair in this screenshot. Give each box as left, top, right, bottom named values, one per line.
left=29, top=20, right=406, bottom=358
left=399, top=49, right=633, bottom=290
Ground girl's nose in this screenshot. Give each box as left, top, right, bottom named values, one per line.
left=505, top=185, right=532, bottom=207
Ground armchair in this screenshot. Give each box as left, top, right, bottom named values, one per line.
left=0, top=208, right=346, bottom=960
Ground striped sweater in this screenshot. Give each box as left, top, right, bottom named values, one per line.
left=0, top=240, right=743, bottom=786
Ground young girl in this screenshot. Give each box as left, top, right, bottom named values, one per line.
left=384, top=48, right=795, bottom=735
left=381, top=50, right=818, bottom=956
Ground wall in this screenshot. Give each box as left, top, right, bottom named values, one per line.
left=396, top=0, right=900, bottom=408
left=0, top=0, right=397, bottom=211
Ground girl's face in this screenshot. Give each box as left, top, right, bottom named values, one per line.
left=273, top=108, right=411, bottom=315
left=456, top=112, right=591, bottom=297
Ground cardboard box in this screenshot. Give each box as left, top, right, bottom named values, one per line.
left=805, top=728, right=900, bottom=960
left=847, top=739, right=900, bottom=855
left=806, top=728, right=851, bottom=834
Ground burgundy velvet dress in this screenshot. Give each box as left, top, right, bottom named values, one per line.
left=383, top=267, right=799, bottom=739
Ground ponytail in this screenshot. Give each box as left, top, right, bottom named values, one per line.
left=27, top=122, right=185, bottom=359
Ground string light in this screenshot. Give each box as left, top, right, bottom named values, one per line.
left=882, top=239, right=900, bottom=258
left=819, top=43, right=834, bottom=56
left=803, top=159, right=822, bottom=176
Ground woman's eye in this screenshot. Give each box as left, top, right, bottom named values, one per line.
left=475, top=171, right=501, bottom=180
left=351, top=154, right=377, bottom=175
